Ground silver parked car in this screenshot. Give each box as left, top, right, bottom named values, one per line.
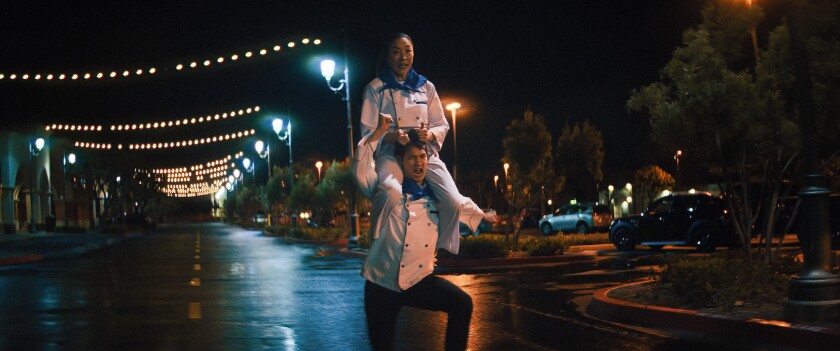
left=539, top=203, right=613, bottom=235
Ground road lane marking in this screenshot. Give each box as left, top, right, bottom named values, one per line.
left=195, top=255, right=200, bottom=259
left=194, top=264, right=201, bottom=271
left=190, top=278, right=201, bottom=287
left=188, top=303, right=201, bottom=319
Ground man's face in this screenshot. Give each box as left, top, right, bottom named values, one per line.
left=401, top=145, right=427, bottom=185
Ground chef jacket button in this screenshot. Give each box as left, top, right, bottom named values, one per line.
left=405, top=244, right=409, bottom=247
left=401, top=265, right=405, bottom=268
left=398, top=117, right=402, bottom=121
left=416, top=116, right=420, bottom=119
left=405, top=203, right=410, bottom=208
left=425, top=244, right=428, bottom=247
left=427, top=222, right=431, bottom=226
left=419, top=264, right=423, bottom=268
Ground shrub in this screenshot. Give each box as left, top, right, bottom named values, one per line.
left=457, top=234, right=509, bottom=259
left=296, top=226, right=345, bottom=242
left=657, top=252, right=791, bottom=310
left=264, top=225, right=290, bottom=236
left=520, top=236, right=567, bottom=256
left=357, top=231, right=372, bottom=249
left=560, top=233, right=609, bottom=246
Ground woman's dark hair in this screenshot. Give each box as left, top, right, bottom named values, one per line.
left=394, top=129, right=425, bottom=159
left=376, top=32, right=414, bottom=73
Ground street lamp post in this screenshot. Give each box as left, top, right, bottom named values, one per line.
left=242, top=158, right=254, bottom=185
left=674, top=149, right=683, bottom=190
left=315, top=161, right=323, bottom=183
left=29, top=138, right=45, bottom=233
left=445, top=102, right=461, bottom=182
left=255, top=140, right=270, bottom=180
left=320, top=58, right=360, bottom=246
left=625, top=183, right=633, bottom=214
left=63, top=152, right=76, bottom=228
left=273, top=118, right=294, bottom=231
left=745, top=0, right=760, bottom=65
left=783, top=1, right=840, bottom=322
left=225, top=179, right=234, bottom=221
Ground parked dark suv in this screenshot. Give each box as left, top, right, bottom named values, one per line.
left=609, top=192, right=737, bottom=252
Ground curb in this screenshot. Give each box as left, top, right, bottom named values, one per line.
left=0, top=232, right=144, bottom=266
left=588, top=280, right=840, bottom=349
left=0, top=254, right=44, bottom=266
left=332, top=246, right=597, bottom=273
left=437, top=253, right=594, bottom=268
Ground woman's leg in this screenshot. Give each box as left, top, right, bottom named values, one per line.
left=403, top=275, right=473, bottom=351
left=375, top=154, right=403, bottom=185
left=425, top=156, right=493, bottom=251
left=425, top=156, right=464, bottom=252
left=365, top=280, right=402, bottom=351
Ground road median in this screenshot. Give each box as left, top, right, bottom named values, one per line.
left=588, top=280, right=840, bottom=349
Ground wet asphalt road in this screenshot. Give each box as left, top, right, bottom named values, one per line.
left=0, top=223, right=762, bottom=350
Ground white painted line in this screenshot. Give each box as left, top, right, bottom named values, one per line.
left=188, top=303, right=201, bottom=319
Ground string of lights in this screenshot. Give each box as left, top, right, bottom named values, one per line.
left=1, top=38, right=321, bottom=83
left=162, top=179, right=225, bottom=198
left=72, top=129, right=256, bottom=150
left=141, top=151, right=243, bottom=175
left=132, top=152, right=243, bottom=191
left=45, top=106, right=260, bottom=132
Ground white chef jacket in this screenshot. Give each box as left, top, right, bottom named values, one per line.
left=354, top=136, right=441, bottom=291
left=360, top=78, right=448, bottom=158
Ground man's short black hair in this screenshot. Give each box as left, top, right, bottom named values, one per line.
left=394, top=129, right=425, bottom=159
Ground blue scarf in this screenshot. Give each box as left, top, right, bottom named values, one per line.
left=402, top=180, right=430, bottom=201
left=377, top=68, right=427, bottom=93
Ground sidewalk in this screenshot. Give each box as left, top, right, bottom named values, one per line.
left=0, top=230, right=144, bottom=266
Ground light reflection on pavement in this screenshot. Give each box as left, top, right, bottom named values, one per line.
left=0, top=223, right=748, bottom=350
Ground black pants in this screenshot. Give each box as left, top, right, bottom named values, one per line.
left=364, top=275, right=473, bottom=351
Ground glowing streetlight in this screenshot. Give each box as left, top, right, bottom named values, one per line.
left=674, top=149, right=683, bottom=189
left=494, top=175, right=499, bottom=188
left=255, top=140, right=270, bottom=178
left=29, top=137, right=45, bottom=232
left=272, top=117, right=295, bottom=231
left=445, top=102, right=462, bottom=182
left=63, top=152, right=77, bottom=227
left=319, top=56, right=360, bottom=246
left=242, top=157, right=254, bottom=185
left=315, top=161, right=323, bottom=182
left=503, top=163, right=510, bottom=180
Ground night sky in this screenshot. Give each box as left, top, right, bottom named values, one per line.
left=1, top=1, right=715, bottom=184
